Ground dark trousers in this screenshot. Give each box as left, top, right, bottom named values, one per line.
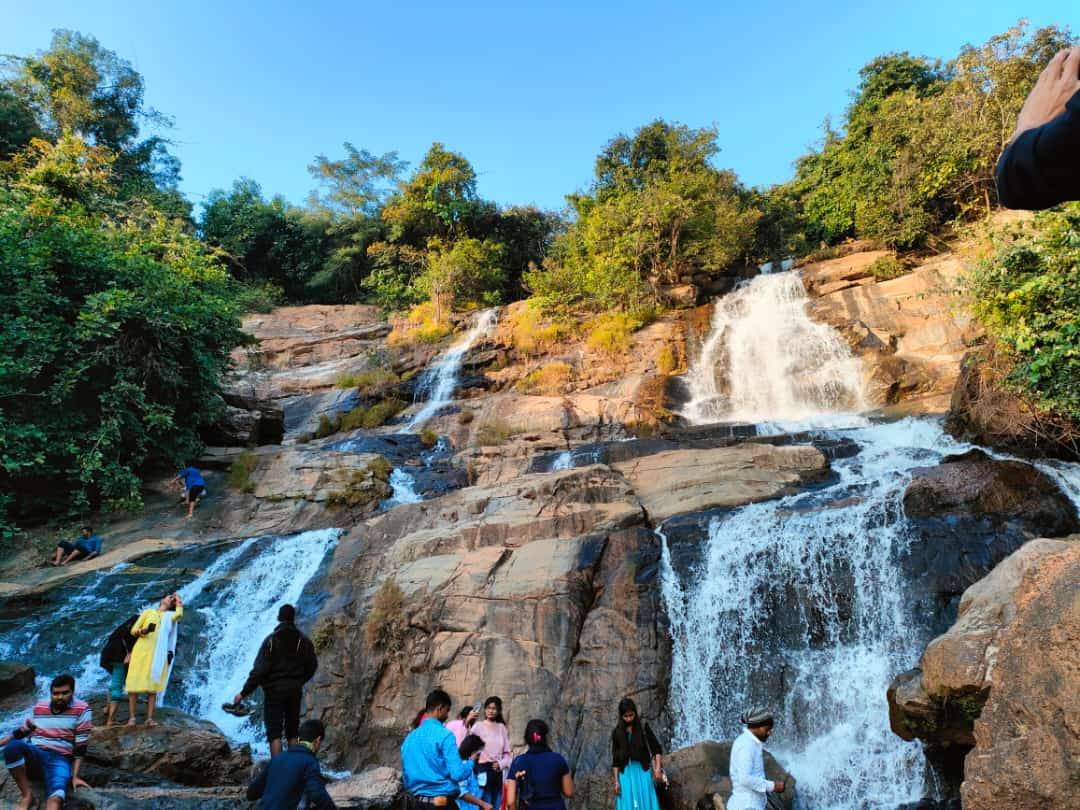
left=406, top=795, right=458, bottom=810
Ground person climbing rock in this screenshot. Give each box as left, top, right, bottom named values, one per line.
left=456, top=733, right=492, bottom=810
left=231, top=603, right=319, bottom=757
left=125, top=591, right=183, bottom=726
left=471, top=696, right=511, bottom=810
left=401, top=689, right=474, bottom=810
left=99, top=615, right=139, bottom=726
left=175, top=465, right=207, bottom=518
left=728, top=708, right=785, bottom=810
left=997, top=46, right=1080, bottom=209
left=505, top=719, right=574, bottom=810
left=246, top=718, right=337, bottom=809
left=1, top=673, right=92, bottom=810
left=611, top=698, right=663, bottom=810
left=50, top=526, right=103, bottom=566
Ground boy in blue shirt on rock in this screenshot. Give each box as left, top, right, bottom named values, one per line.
left=51, top=526, right=103, bottom=566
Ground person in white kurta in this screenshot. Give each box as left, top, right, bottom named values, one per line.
left=727, top=708, right=785, bottom=810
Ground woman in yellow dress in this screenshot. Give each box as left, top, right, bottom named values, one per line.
left=125, top=592, right=183, bottom=726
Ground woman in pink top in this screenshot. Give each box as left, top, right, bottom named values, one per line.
left=447, top=704, right=480, bottom=745
left=472, top=696, right=512, bottom=810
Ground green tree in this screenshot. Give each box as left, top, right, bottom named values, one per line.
left=0, top=83, right=41, bottom=159
left=419, top=237, right=505, bottom=319
left=0, top=135, right=247, bottom=527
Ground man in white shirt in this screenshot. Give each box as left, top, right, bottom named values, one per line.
left=728, top=707, right=785, bottom=810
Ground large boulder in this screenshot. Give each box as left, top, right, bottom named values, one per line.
left=327, top=766, right=404, bottom=809
left=887, top=538, right=1080, bottom=808
left=0, top=661, right=35, bottom=698
left=901, top=449, right=1078, bottom=617
left=960, top=539, right=1080, bottom=809
left=664, top=740, right=795, bottom=810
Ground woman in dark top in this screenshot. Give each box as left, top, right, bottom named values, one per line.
left=506, top=719, right=573, bottom=810
left=611, top=698, right=662, bottom=810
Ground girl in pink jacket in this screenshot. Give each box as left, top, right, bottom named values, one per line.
left=471, top=696, right=512, bottom=810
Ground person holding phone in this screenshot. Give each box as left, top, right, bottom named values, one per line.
left=447, top=704, right=481, bottom=746
left=125, top=592, right=184, bottom=726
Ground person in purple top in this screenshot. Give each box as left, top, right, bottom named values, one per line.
left=175, top=466, right=207, bottom=518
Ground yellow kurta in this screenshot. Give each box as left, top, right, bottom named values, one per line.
left=124, top=606, right=183, bottom=693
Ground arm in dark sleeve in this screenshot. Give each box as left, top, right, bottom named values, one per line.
left=302, top=638, right=319, bottom=684
left=997, top=89, right=1080, bottom=210
left=305, top=760, right=338, bottom=810
left=240, top=637, right=272, bottom=698
left=644, top=724, right=662, bottom=756
left=246, top=760, right=269, bottom=801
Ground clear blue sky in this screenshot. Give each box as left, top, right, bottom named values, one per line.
left=3, top=1, right=1075, bottom=212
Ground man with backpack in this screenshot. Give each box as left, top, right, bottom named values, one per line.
left=232, top=604, right=318, bottom=757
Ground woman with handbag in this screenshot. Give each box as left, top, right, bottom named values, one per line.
left=505, top=719, right=573, bottom=810
left=611, top=698, right=663, bottom=810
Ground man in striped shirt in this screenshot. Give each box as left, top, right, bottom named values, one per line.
left=2, top=673, right=92, bottom=809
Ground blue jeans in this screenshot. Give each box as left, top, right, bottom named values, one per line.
left=4, top=739, right=72, bottom=800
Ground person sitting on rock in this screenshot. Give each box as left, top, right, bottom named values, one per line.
left=50, top=526, right=102, bottom=566
left=1, top=673, right=92, bottom=810
left=174, top=465, right=207, bottom=518
left=246, top=718, right=337, bottom=810
left=997, top=46, right=1080, bottom=210
left=232, top=603, right=319, bottom=757
left=402, top=689, right=475, bottom=810
left=99, top=614, right=139, bottom=726
left=727, top=707, right=785, bottom=810
left=457, top=734, right=493, bottom=810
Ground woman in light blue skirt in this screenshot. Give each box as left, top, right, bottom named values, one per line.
left=611, top=698, right=663, bottom=810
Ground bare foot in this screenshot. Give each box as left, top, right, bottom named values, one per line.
left=126, top=718, right=137, bottom=727
left=145, top=719, right=158, bottom=727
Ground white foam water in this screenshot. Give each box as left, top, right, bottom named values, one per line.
left=660, top=419, right=971, bottom=809
left=384, top=467, right=423, bottom=506
left=406, top=308, right=498, bottom=430
left=680, top=272, right=867, bottom=427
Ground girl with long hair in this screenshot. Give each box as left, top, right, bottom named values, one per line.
left=472, top=696, right=512, bottom=810
left=611, top=698, right=662, bottom=810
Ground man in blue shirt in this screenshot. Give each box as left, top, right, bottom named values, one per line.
left=246, top=718, right=336, bottom=810
left=51, top=526, right=103, bottom=566
left=402, top=689, right=474, bottom=810
left=175, top=466, right=207, bottom=518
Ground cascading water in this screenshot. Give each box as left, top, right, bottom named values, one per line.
left=679, top=272, right=866, bottom=429
left=660, top=420, right=968, bottom=808
left=406, top=308, right=498, bottom=431
left=0, top=529, right=339, bottom=753
left=376, top=308, right=497, bottom=507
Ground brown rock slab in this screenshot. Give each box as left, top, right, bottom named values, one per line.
left=664, top=740, right=795, bottom=810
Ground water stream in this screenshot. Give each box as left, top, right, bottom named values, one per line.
left=0, top=529, right=339, bottom=754
left=679, top=272, right=866, bottom=431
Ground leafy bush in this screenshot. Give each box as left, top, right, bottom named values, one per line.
left=316, top=413, right=340, bottom=438
left=361, top=398, right=407, bottom=428
left=475, top=420, right=513, bottom=446
left=967, top=204, right=1080, bottom=419
left=227, top=450, right=259, bottom=493
left=656, top=345, right=677, bottom=376
left=0, top=135, right=249, bottom=525
left=336, top=368, right=400, bottom=394
left=509, top=305, right=571, bottom=356
left=457, top=409, right=475, bottom=425
left=518, top=362, right=573, bottom=395
left=867, top=255, right=906, bottom=281
left=326, top=457, right=393, bottom=508
left=230, top=281, right=286, bottom=313
left=419, top=427, right=439, bottom=448
left=388, top=301, right=453, bottom=347
left=338, top=406, right=368, bottom=431
left=363, top=579, right=408, bottom=649
left=587, top=313, right=636, bottom=357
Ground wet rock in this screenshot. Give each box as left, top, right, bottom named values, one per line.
left=664, top=740, right=795, bottom=810
left=0, top=661, right=35, bottom=698
left=85, top=705, right=252, bottom=788
left=327, top=766, right=404, bottom=809
left=960, top=539, right=1080, bottom=809
left=901, top=449, right=1078, bottom=616
left=612, top=443, right=828, bottom=522
left=888, top=538, right=1080, bottom=806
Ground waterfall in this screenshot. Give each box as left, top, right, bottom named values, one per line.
left=550, top=451, right=573, bottom=471
left=660, top=419, right=967, bottom=808
left=384, top=466, right=423, bottom=506
left=0, top=529, right=339, bottom=754
left=406, top=308, right=498, bottom=431
left=680, top=272, right=867, bottom=429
